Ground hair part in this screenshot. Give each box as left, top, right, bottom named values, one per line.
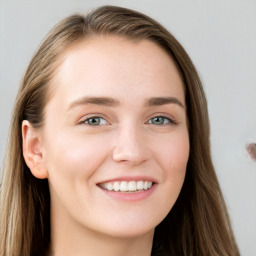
left=0, top=5, right=240, bottom=256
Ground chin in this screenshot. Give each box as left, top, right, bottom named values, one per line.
left=95, top=219, right=158, bottom=239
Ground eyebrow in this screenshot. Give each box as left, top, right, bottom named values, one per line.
left=145, top=97, right=184, bottom=108
left=68, top=96, right=120, bottom=109
left=68, top=96, right=184, bottom=110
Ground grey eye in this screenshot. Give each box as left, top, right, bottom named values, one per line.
left=85, top=117, right=107, bottom=126
left=149, top=116, right=170, bottom=125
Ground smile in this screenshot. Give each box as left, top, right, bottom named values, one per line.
left=99, top=181, right=153, bottom=192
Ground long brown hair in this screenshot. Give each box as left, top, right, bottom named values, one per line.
left=0, top=5, right=240, bottom=256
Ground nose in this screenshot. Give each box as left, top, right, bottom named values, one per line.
left=112, top=124, right=149, bottom=166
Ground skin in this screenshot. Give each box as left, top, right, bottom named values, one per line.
left=22, top=36, right=189, bottom=256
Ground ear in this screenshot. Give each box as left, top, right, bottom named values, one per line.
left=22, top=120, right=48, bottom=179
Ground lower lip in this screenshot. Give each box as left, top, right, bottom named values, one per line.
left=98, top=184, right=157, bottom=202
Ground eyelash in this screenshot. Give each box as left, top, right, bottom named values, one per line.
left=81, top=116, right=108, bottom=126
left=148, top=116, right=177, bottom=126
left=79, top=114, right=177, bottom=126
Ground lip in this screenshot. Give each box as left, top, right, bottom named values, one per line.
left=97, top=176, right=158, bottom=202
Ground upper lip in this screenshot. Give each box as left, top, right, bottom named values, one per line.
left=97, top=176, right=158, bottom=184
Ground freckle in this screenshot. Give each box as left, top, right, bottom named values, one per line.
left=246, top=143, right=256, bottom=160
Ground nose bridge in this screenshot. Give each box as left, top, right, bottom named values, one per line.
left=112, top=121, right=148, bottom=165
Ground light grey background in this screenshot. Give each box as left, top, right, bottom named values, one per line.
left=1, top=0, right=255, bottom=255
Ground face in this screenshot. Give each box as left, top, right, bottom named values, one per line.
left=40, top=36, right=189, bottom=238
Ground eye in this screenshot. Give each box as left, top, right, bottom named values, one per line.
left=83, top=117, right=108, bottom=126
left=148, top=116, right=175, bottom=125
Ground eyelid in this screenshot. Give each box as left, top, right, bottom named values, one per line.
left=78, top=114, right=109, bottom=125
left=147, top=113, right=178, bottom=125
left=77, top=113, right=178, bottom=126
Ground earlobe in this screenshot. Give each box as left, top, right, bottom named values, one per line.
left=22, top=120, right=48, bottom=179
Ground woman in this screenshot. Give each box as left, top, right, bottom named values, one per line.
left=0, top=5, right=240, bottom=256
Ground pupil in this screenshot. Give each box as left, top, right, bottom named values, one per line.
left=153, top=117, right=163, bottom=124
left=90, top=118, right=99, bottom=125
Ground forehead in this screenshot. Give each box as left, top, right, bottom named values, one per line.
left=48, top=35, right=185, bottom=107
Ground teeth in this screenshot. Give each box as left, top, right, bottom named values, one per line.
left=113, top=182, right=119, bottom=192
left=120, top=181, right=128, bottom=192
left=137, top=181, right=144, bottom=190
left=128, top=181, right=136, bottom=191
left=106, top=183, right=113, bottom=191
left=100, top=181, right=153, bottom=192
left=143, top=181, right=148, bottom=190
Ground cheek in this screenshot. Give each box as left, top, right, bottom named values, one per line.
left=43, top=131, right=110, bottom=183
left=144, top=130, right=189, bottom=224
left=155, top=130, right=189, bottom=185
